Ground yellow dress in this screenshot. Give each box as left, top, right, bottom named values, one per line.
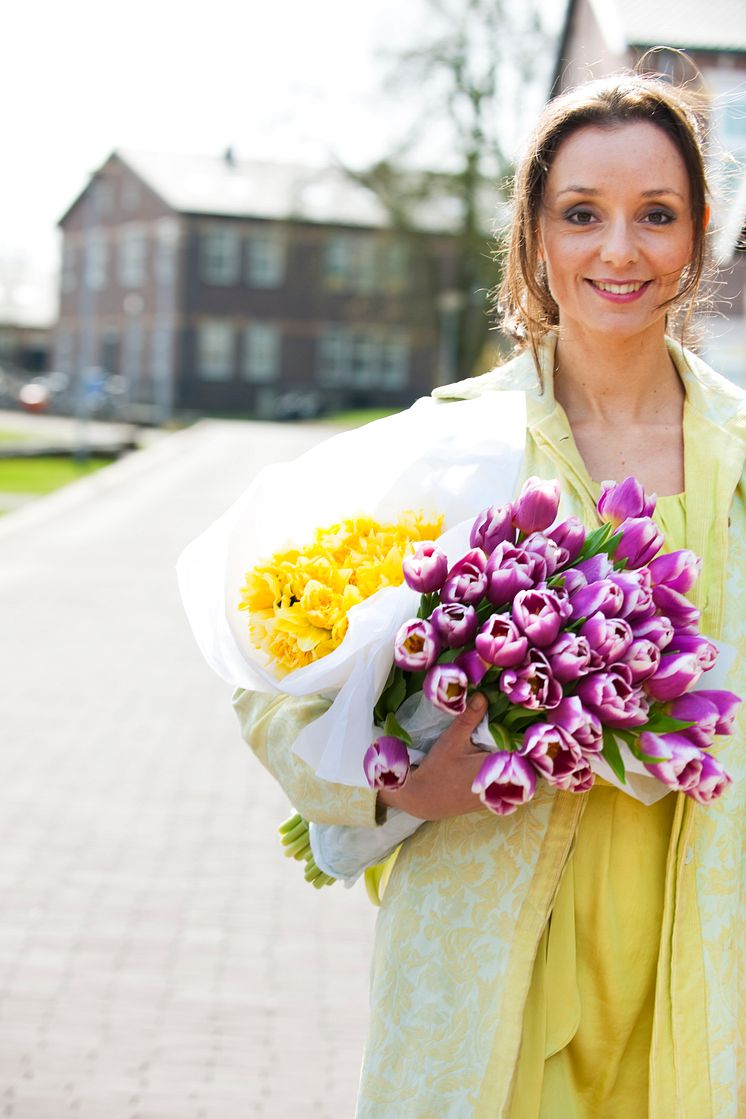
left=509, top=495, right=687, bottom=1118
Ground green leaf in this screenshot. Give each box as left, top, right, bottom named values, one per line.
left=640, top=713, right=695, bottom=735
left=489, top=722, right=513, bottom=751
left=383, top=711, right=413, bottom=747
left=601, top=729, right=627, bottom=784
left=437, top=647, right=462, bottom=664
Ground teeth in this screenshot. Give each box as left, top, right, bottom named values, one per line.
left=593, top=280, right=646, bottom=294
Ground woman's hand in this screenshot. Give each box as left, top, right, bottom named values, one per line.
left=377, top=693, right=489, bottom=821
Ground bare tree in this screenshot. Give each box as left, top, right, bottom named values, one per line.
left=350, top=0, right=551, bottom=380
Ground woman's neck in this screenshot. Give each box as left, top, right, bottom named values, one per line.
left=552, top=329, right=684, bottom=426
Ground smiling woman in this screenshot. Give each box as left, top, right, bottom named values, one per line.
left=220, top=69, right=746, bottom=1119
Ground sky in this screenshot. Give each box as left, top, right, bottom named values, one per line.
left=3, top=0, right=564, bottom=320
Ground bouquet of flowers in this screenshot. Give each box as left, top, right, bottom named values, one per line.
left=363, top=476, right=738, bottom=821
left=244, top=475, right=739, bottom=889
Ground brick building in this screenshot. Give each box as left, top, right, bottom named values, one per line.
left=55, top=150, right=463, bottom=420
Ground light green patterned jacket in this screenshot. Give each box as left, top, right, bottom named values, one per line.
left=233, top=336, right=746, bottom=1118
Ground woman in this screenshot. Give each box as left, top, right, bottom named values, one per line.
left=233, top=73, right=745, bottom=1117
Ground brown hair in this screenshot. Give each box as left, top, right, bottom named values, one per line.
left=498, top=69, right=712, bottom=369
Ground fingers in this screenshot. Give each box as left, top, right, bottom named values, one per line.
left=440, top=692, right=487, bottom=747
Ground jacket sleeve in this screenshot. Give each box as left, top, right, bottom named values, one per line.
left=232, top=689, right=380, bottom=827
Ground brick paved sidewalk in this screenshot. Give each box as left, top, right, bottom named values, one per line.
left=0, top=421, right=375, bottom=1119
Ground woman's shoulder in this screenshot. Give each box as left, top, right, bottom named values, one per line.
left=673, top=343, right=746, bottom=440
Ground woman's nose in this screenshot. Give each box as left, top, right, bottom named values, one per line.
left=599, top=218, right=638, bottom=267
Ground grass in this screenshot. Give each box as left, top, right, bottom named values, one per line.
left=325, top=407, right=401, bottom=427
left=0, top=456, right=115, bottom=495
left=0, top=429, right=35, bottom=443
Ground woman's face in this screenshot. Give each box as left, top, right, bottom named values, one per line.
left=537, top=121, right=695, bottom=345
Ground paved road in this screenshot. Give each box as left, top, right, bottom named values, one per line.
left=0, top=421, right=376, bottom=1118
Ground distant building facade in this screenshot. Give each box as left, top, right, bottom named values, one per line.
left=551, top=0, right=746, bottom=387
left=55, top=151, right=462, bottom=420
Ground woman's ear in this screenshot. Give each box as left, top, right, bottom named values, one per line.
left=703, top=204, right=711, bottom=230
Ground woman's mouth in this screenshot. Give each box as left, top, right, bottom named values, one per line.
left=587, top=279, right=652, bottom=303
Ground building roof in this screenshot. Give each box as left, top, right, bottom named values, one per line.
left=109, top=149, right=465, bottom=234
left=554, top=0, right=746, bottom=83
left=617, top=0, right=746, bottom=52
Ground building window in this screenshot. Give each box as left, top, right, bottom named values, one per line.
left=323, top=234, right=410, bottom=293
left=380, top=333, right=410, bottom=388
left=198, top=321, right=234, bottom=380
left=85, top=233, right=108, bottom=291
left=316, top=325, right=410, bottom=389
left=317, top=324, right=349, bottom=386
left=242, top=323, right=280, bottom=382
left=154, top=219, right=180, bottom=287
left=246, top=228, right=286, bottom=288
left=350, top=332, right=378, bottom=387
left=324, top=235, right=376, bottom=293
left=61, top=244, right=77, bottom=293
left=118, top=224, right=147, bottom=288
left=201, top=226, right=241, bottom=285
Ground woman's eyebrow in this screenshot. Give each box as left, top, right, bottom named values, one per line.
left=554, top=186, right=685, bottom=199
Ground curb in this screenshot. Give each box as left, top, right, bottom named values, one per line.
left=0, top=422, right=210, bottom=541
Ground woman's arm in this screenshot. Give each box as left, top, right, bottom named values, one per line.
left=232, top=689, right=380, bottom=827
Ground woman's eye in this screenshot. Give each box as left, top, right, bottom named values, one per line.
left=643, top=210, right=674, bottom=225
left=565, top=209, right=596, bottom=225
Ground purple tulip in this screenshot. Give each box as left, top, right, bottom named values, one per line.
left=469, top=503, right=515, bottom=554
left=430, top=602, right=478, bottom=648
left=363, top=736, right=411, bottom=790
left=544, top=632, right=592, bottom=683
left=423, top=663, right=470, bottom=715
left=475, top=614, right=528, bottom=668
left=651, top=584, right=700, bottom=632
left=580, top=612, right=633, bottom=662
left=575, top=553, right=613, bottom=583
left=686, top=752, right=733, bottom=804
left=645, top=652, right=703, bottom=702
left=689, top=690, right=742, bottom=735
left=512, top=476, right=561, bottom=535
left=668, top=693, right=721, bottom=749
left=455, top=649, right=489, bottom=686
left=500, top=648, right=562, bottom=710
left=576, top=666, right=649, bottom=728
left=547, top=516, right=586, bottom=565
left=472, top=751, right=537, bottom=816
left=608, top=570, right=654, bottom=619
left=632, top=614, right=674, bottom=650
left=597, top=477, right=656, bottom=528
left=523, top=532, right=562, bottom=576
left=551, top=696, right=603, bottom=752
left=557, top=567, right=588, bottom=595
left=485, top=543, right=540, bottom=606
left=512, top=587, right=571, bottom=648
left=648, top=549, right=701, bottom=595
left=614, top=516, right=664, bottom=569
left=402, top=542, right=449, bottom=594
left=621, top=638, right=661, bottom=684
left=441, top=548, right=488, bottom=606
left=393, top=618, right=441, bottom=672
left=667, top=633, right=717, bottom=670
left=567, top=756, right=595, bottom=792
left=640, top=732, right=703, bottom=792
left=519, top=723, right=584, bottom=790
left=570, top=579, right=624, bottom=620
